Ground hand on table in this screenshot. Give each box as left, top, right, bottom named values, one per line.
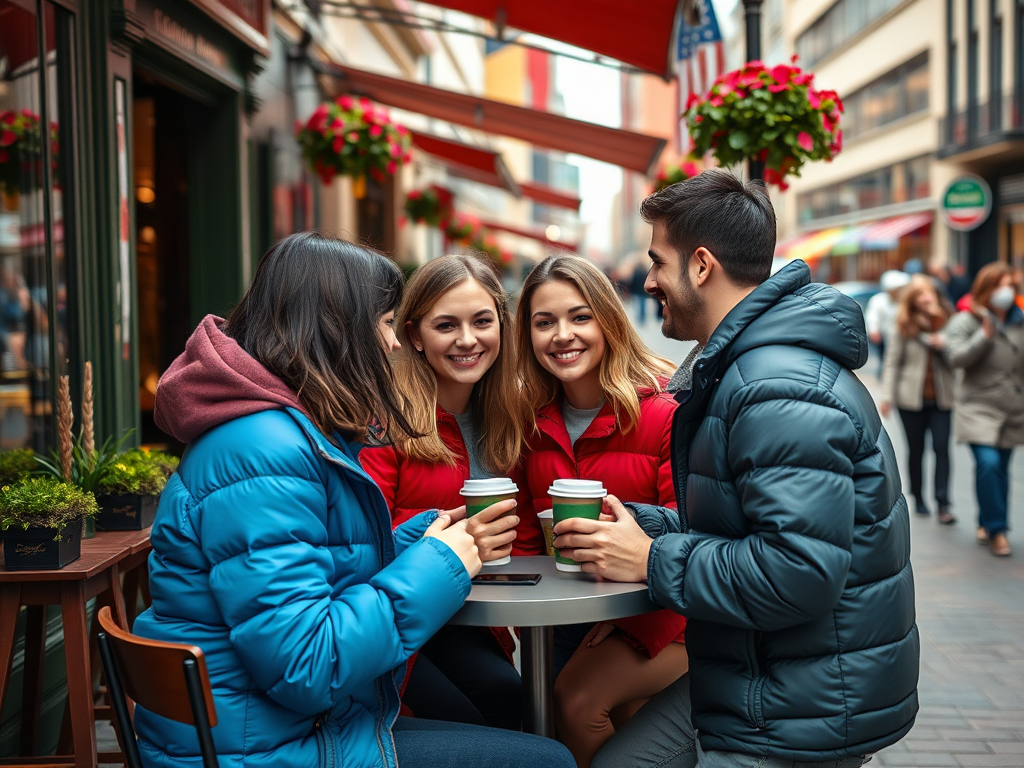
left=424, top=511, right=481, bottom=578
left=465, top=499, right=519, bottom=563
left=553, top=495, right=652, bottom=582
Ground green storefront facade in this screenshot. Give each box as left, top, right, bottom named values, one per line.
left=0, top=0, right=292, bottom=753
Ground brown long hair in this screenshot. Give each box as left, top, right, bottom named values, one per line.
left=515, top=254, right=674, bottom=433
left=222, top=232, right=418, bottom=442
left=896, top=275, right=953, bottom=337
left=970, top=262, right=1016, bottom=311
left=391, top=254, right=524, bottom=473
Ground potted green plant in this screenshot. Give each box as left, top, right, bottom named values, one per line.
left=0, top=448, right=37, bottom=487
left=94, top=448, right=177, bottom=531
left=1, top=477, right=98, bottom=570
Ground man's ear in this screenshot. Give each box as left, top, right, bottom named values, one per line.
left=406, top=322, right=423, bottom=352
left=693, top=247, right=715, bottom=287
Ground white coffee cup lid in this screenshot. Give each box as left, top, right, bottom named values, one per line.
left=537, top=509, right=553, bottom=518
left=547, top=479, right=607, bottom=498
left=460, top=478, right=518, bottom=496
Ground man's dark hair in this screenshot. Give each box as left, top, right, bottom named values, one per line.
left=640, top=169, right=777, bottom=286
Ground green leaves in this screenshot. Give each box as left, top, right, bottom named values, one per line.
left=0, top=477, right=99, bottom=533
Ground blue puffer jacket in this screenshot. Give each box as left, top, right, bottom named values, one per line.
left=632, top=262, right=919, bottom=760
left=132, top=320, right=471, bottom=768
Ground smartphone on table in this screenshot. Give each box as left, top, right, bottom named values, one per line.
left=470, top=573, right=542, bottom=586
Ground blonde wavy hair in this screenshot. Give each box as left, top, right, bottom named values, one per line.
left=391, top=254, right=524, bottom=473
left=515, top=254, right=674, bottom=433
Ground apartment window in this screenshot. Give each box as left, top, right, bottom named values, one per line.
left=843, top=54, right=929, bottom=139
left=797, top=156, right=931, bottom=224
left=796, top=0, right=903, bottom=67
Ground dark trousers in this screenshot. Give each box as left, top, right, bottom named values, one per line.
left=898, top=404, right=952, bottom=508
left=970, top=444, right=1014, bottom=535
left=393, top=717, right=575, bottom=768
left=403, top=625, right=522, bottom=731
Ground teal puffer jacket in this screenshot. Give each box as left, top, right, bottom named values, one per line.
left=132, top=408, right=471, bottom=768
left=633, top=262, right=919, bottom=760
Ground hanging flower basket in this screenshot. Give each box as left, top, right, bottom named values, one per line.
left=443, top=212, right=485, bottom=245
left=295, top=97, right=413, bottom=193
left=404, top=185, right=454, bottom=227
left=683, top=58, right=843, bottom=191
left=654, top=160, right=702, bottom=192
left=0, top=110, right=59, bottom=199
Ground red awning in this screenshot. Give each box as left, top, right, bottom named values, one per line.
left=519, top=181, right=581, bottom=212
left=860, top=212, right=934, bottom=250
left=417, top=0, right=682, bottom=80
left=481, top=218, right=578, bottom=251
left=412, top=132, right=520, bottom=195
left=316, top=62, right=666, bottom=174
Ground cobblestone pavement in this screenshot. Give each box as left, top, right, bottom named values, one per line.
left=633, top=304, right=1024, bottom=768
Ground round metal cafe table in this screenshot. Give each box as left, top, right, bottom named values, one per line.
left=448, top=556, right=658, bottom=737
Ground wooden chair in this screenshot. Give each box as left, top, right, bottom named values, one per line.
left=96, top=606, right=219, bottom=768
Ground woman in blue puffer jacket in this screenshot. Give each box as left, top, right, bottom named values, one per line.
left=131, top=232, right=576, bottom=768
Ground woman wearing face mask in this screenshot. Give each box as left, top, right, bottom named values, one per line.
left=880, top=275, right=956, bottom=523
left=134, top=233, right=575, bottom=768
left=514, top=254, right=692, bottom=768
left=944, top=262, right=1024, bottom=557
left=361, top=254, right=526, bottom=731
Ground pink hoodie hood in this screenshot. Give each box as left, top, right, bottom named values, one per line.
left=154, top=315, right=307, bottom=443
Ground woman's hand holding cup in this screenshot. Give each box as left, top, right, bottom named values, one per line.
left=465, top=499, right=519, bottom=564
left=424, top=512, right=482, bottom=578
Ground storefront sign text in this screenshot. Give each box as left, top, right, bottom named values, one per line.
left=942, top=176, right=992, bottom=232
left=153, top=9, right=228, bottom=69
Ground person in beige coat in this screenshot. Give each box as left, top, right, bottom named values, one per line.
left=943, top=262, right=1024, bottom=557
left=881, top=275, right=956, bottom=523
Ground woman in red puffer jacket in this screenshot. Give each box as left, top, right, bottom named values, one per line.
left=361, top=254, right=526, bottom=732
left=515, top=254, right=688, bottom=768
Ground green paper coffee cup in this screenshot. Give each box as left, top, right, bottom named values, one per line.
left=460, top=478, right=518, bottom=566
left=548, top=479, right=607, bottom=572
left=537, top=509, right=555, bottom=557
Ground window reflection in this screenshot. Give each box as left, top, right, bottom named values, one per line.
left=842, top=55, right=930, bottom=140
left=797, top=156, right=932, bottom=224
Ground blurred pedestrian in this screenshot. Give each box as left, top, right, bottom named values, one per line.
left=880, top=275, right=956, bottom=523
left=361, top=254, right=525, bottom=731
left=865, top=270, right=910, bottom=377
left=133, top=233, right=575, bottom=768
left=514, top=254, right=690, bottom=768
left=944, top=262, right=1024, bottom=557
left=630, top=262, right=652, bottom=325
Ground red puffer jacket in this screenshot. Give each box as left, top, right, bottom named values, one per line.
left=517, top=389, right=686, bottom=658
left=360, top=407, right=523, bottom=662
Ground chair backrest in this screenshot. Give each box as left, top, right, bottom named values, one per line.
left=97, top=606, right=218, bottom=727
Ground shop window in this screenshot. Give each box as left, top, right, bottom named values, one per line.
left=797, top=156, right=932, bottom=224
left=0, top=0, right=76, bottom=451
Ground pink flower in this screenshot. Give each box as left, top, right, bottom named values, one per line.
left=768, top=84, right=789, bottom=93
left=347, top=131, right=360, bottom=143
left=362, top=108, right=377, bottom=124
left=682, top=161, right=700, bottom=177
left=794, top=73, right=814, bottom=87
left=746, top=60, right=766, bottom=72
left=769, top=65, right=793, bottom=84
left=408, top=189, right=422, bottom=200
left=797, top=132, right=814, bottom=152
left=791, top=53, right=799, bottom=64
left=386, top=160, right=398, bottom=174
left=710, top=95, right=724, bottom=107
left=685, top=92, right=701, bottom=111
left=339, top=96, right=354, bottom=110
left=330, top=118, right=345, bottom=134
left=808, top=90, right=822, bottom=110
left=390, top=142, right=402, bottom=157
left=360, top=97, right=372, bottom=110
left=369, top=124, right=384, bottom=139
left=831, top=130, right=844, bottom=154
left=397, top=125, right=409, bottom=136
left=822, top=112, right=837, bottom=132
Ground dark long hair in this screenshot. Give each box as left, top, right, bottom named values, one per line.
left=223, top=232, right=417, bottom=441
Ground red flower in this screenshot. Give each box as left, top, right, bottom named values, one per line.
left=369, top=124, right=384, bottom=139
left=768, top=84, right=790, bottom=93
left=398, top=215, right=408, bottom=229
left=759, top=149, right=769, bottom=162
left=347, top=131, right=360, bottom=143
left=791, top=53, right=800, bottom=64
left=822, top=112, right=837, bottom=132
left=332, top=136, right=343, bottom=154
left=808, top=90, right=822, bottom=110
left=797, top=132, right=814, bottom=152
left=831, top=130, right=844, bottom=154
left=684, top=92, right=701, bottom=111
left=794, top=72, right=814, bottom=87
left=360, top=97, right=372, bottom=110
left=339, top=96, right=355, bottom=110
left=710, top=95, right=724, bottom=107
left=386, top=160, right=398, bottom=174
left=0, top=112, right=15, bottom=125
left=682, top=161, right=700, bottom=177
left=769, top=65, right=793, bottom=84
left=397, top=125, right=409, bottom=136
left=0, top=150, right=8, bottom=163
left=0, top=130, right=16, bottom=147
left=408, top=189, right=422, bottom=200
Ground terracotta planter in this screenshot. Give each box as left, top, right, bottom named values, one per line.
left=95, top=493, right=159, bottom=531
left=2, top=521, right=82, bottom=570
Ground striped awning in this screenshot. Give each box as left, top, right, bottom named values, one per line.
left=774, top=232, right=812, bottom=257
left=860, top=212, right=934, bottom=250
left=786, top=227, right=846, bottom=263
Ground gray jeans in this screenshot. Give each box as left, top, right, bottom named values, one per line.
left=592, top=674, right=867, bottom=768
left=592, top=674, right=697, bottom=768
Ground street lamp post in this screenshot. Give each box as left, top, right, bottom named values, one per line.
left=743, top=0, right=765, bottom=182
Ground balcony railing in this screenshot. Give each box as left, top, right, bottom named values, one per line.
left=940, top=92, right=1024, bottom=156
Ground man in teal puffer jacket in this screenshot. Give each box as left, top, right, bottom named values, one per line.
left=555, top=171, right=919, bottom=768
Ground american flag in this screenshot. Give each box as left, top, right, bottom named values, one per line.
left=676, top=0, right=725, bottom=152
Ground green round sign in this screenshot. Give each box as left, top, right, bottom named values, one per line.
left=942, top=176, right=992, bottom=232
